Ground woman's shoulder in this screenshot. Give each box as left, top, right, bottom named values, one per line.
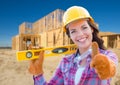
left=59, top=54, right=76, bottom=72
left=99, top=48, right=118, bottom=64
left=99, top=48, right=115, bottom=55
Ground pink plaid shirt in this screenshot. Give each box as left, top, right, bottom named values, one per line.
left=33, top=49, right=118, bottom=85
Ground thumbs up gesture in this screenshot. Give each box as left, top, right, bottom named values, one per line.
left=28, top=45, right=44, bottom=75
left=90, top=42, right=116, bottom=79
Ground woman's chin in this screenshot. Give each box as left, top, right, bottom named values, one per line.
left=77, top=42, right=90, bottom=49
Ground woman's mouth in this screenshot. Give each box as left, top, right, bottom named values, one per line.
left=77, top=37, right=87, bottom=42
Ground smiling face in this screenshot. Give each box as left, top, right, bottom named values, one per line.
left=67, top=19, right=93, bottom=54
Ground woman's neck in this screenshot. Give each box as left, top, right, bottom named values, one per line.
left=79, top=46, right=91, bottom=55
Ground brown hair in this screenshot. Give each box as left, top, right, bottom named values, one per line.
left=65, top=20, right=106, bottom=50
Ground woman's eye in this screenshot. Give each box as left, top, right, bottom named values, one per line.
left=70, top=30, right=76, bottom=34
left=83, top=27, right=87, bottom=29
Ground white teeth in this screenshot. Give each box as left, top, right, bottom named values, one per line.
left=78, top=38, right=86, bottom=42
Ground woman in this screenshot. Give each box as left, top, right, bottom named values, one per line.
left=29, top=6, right=118, bottom=85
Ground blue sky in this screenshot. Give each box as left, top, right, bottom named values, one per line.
left=0, top=0, right=120, bottom=47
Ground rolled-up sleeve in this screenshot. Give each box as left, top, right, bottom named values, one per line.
left=33, top=74, right=46, bottom=85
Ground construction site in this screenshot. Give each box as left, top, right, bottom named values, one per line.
left=12, top=9, right=120, bottom=51
left=2, top=9, right=120, bottom=85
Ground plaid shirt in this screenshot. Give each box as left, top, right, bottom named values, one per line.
left=33, top=49, right=118, bottom=85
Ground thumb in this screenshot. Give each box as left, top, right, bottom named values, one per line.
left=92, top=42, right=99, bottom=59
left=37, top=46, right=44, bottom=63
left=38, top=50, right=44, bottom=63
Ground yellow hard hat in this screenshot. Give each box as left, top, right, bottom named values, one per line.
left=63, top=6, right=94, bottom=32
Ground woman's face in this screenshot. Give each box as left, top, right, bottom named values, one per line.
left=68, top=19, right=93, bottom=53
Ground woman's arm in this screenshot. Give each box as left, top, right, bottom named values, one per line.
left=90, top=42, right=118, bottom=79
left=33, top=58, right=64, bottom=85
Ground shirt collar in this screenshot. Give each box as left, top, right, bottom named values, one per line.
left=73, top=48, right=92, bottom=63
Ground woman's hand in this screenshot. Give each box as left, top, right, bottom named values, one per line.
left=28, top=44, right=44, bottom=75
left=90, top=42, right=116, bottom=79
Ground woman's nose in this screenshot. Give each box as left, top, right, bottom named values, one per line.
left=77, top=30, right=84, bottom=36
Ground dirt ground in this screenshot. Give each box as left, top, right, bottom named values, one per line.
left=0, top=48, right=120, bottom=85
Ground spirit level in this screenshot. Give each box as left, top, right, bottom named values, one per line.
left=16, top=44, right=77, bottom=61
